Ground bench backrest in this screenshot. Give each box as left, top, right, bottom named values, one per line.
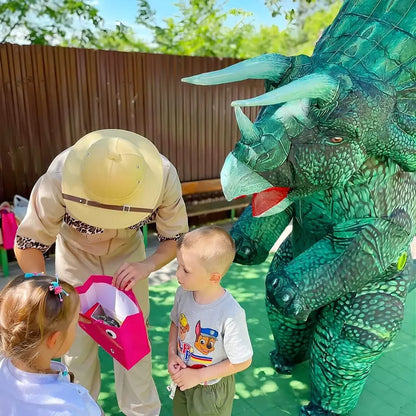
left=181, top=179, right=222, bottom=196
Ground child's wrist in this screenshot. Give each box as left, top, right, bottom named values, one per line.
left=168, top=348, right=177, bottom=356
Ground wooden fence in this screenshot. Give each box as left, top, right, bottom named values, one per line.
left=0, top=44, right=263, bottom=202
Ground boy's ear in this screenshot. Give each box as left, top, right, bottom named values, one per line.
left=46, top=331, right=60, bottom=349
left=210, top=272, right=222, bottom=283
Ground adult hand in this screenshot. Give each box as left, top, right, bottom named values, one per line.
left=112, top=261, right=153, bottom=291
left=78, top=313, right=92, bottom=324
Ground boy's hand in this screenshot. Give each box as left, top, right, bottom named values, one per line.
left=171, top=368, right=202, bottom=390
left=168, top=355, right=186, bottom=376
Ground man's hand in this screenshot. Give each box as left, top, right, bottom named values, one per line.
left=112, top=261, right=154, bottom=291
left=78, top=313, right=92, bottom=324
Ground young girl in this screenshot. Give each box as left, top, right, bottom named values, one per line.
left=0, top=273, right=102, bottom=415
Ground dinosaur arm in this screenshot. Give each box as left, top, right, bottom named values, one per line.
left=231, top=204, right=293, bottom=265
left=268, top=216, right=411, bottom=321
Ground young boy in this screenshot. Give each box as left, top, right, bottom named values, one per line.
left=168, top=225, right=253, bottom=416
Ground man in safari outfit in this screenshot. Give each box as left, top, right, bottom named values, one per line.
left=15, top=129, right=189, bottom=416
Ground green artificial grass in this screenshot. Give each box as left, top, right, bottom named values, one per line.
left=98, top=256, right=416, bottom=415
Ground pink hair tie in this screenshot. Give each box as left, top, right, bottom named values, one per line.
left=49, top=276, right=69, bottom=303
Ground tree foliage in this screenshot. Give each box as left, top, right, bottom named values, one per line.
left=283, top=1, right=342, bottom=56
left=0, top=0, right=343, bottom=59
left=0, top=0, right=102, bottom=45
left=66, top=23, right=150, bottom=52
left=136, top=0, right=254, bottom=57
left=264, top=0, right=335, bottom=20
left=135, top=0, right=342, bottom=58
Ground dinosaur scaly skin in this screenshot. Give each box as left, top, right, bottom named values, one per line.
left=183, top=1, right=416, bottom=414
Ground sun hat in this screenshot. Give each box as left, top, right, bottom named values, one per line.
left=62, top=129, right=163, bottom=229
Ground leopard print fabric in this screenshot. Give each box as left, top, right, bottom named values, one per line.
left=15, top=235, right=50, bottom=254
left=63, top=213, right=104, bottom=234
left=158, top=233, right=184, bottom=242
left=15, top=210, right=172, bottom=251
left=128, top=211, right=157, bottom=231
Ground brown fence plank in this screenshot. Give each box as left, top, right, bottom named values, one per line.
left=0, top=44, right=263, bottom=202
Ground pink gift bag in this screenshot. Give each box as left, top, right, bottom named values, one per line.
left=0, top=205, right=18, bottom=250
left=76, top=275, right=150, bottom=370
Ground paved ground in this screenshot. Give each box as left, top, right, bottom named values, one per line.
left=1, top=223, right=415, bottom=415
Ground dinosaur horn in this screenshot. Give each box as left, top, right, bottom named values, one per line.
left=181, top=54, right=292, bottom=85
left=231, top=73, right=338, bottom=107
left=234, top=107, right=261, bottom=145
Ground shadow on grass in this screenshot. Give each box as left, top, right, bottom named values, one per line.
left=146, top=256, right=312, bottom=416
left=98, top=254, right=416, bottom=416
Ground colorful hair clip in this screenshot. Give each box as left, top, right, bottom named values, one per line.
left=24, top=272, right=45, bottom=278
left=49, top=276, right=69, bottom=303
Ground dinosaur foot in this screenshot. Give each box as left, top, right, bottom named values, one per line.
left=269, top=350, right=294, bottom=374
left=300, top=403, right=340, bottom=416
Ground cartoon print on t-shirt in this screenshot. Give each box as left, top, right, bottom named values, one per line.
left=177, top=313, right=191, bottom=362
left=177, top=317, right=219, bottom=366
left=194, top=320, right=218, bottom=355
left=188, top=320, right=218, bottom=366
left=179, top=313, right=189, bottom=341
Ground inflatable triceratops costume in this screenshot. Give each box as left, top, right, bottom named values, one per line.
left=183, top=0, right=416, bottom=414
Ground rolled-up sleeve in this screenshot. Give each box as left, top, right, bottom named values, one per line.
left=155, top=159, right=189, bottom=241
left=16, top=171, right=65, bottom=251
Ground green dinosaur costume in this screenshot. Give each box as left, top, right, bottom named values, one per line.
left=182, top=1, right=416, bottom=415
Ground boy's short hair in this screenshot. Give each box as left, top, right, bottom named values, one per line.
left=177, top=225, right=236, bottom=275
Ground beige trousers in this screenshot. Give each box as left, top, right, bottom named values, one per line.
left=56, top=230, right=161, bottom=416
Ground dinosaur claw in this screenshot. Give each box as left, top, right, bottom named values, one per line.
left=300, top=403, right=339, bottom=416
left=270, top=349, right=294, bottom=374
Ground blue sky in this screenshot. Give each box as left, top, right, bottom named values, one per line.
left=92, top=0, right=294, bottom=40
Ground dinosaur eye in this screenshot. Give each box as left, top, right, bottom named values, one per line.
left=330, top=136, right=343, bottom=143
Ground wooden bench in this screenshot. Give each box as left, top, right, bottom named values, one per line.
left=143, top=178, right=251, bottom=246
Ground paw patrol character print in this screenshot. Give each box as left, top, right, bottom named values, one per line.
left=179, top=313, right=189, bottom=341
left=177, top=313, right=192, bottom=363
left=194, top=320, right=218, bottom=355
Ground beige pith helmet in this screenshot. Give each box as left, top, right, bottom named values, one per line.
left=62, top=129, right=163, bottom=229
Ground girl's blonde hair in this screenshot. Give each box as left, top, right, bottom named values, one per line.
left=0, top=274, right=79, bottom=365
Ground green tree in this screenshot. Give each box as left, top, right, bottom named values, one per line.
left=134, top=0, right=341, bottom=58
left=0, top=0, right=102, bottom=45
left=283, top=1, right=342, bottom=55
left=239, top=25, right=292, bottom=58
left=67, top=23, right=150, bottom=52
left=264, top=0, right=334, bottom=20
left=136, top=0, right=255, bottom=57
left=0, top=0, right=342, bottom=58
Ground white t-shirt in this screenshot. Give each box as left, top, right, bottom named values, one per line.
left=0, top=355, right=102, bottom=416
left=170, top=287, right=253, bottom=385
